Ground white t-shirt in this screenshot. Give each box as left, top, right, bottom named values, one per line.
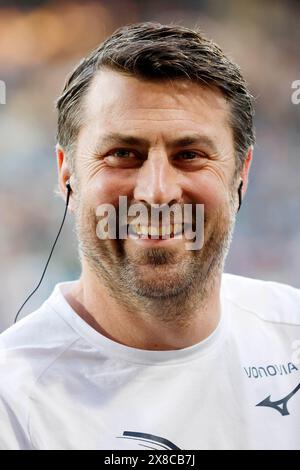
left=0, top=273, right=300, bottom=450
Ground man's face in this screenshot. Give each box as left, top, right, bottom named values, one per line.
left=69, top=69, right=242, bottom=311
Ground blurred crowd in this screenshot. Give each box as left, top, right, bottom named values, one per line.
left=0, top=0, right=300, bottom=330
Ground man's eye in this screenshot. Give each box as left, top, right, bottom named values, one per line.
left=104, top=149, right=142, bottom=168
left=177, top=151, right=205, bottom=160
left=110, top=149, right=136, bottom=158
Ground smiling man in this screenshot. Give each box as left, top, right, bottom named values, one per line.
left=1, top=22, right=300, bottom=450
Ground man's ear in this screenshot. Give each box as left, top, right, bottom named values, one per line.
left=56, top=144, right=74, bottom=211
left=239, top=146, right=253, bottom=198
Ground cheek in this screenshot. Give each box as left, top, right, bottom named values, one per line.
left=81, top=170, right=134, bottom=209
left=188, top=172, right=229, bottom=214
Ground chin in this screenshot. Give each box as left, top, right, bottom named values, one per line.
left=126, top=263, right=191, bottom=295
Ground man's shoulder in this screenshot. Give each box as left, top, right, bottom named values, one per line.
left=0, top=294, right=78, bottom=390
left=0, top=297, right=78, bottom=449
left=222, top=272, right=300, bottom=326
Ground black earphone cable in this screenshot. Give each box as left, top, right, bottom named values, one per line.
left=14, top=184, right=71, bottom=324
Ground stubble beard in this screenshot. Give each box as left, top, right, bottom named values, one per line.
left=74, top=192, right=236, bottom=326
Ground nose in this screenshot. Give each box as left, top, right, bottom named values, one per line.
left=133, top=150, right=183, bottom=206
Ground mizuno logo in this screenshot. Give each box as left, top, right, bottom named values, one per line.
left=256, top=382, right=300, bottom=416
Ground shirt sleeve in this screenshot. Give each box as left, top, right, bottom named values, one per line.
left=0, top=394, right=32, bottom=450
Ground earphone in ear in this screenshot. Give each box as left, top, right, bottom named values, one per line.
left=66, top=179, right=72, bottom=193
left=237, top=180, right=243, bottom=213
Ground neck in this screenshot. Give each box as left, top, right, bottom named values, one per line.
left=65, top=259, right=222, bottom=351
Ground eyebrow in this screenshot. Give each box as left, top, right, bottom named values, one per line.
left=95, top=132, right=218, bottom=154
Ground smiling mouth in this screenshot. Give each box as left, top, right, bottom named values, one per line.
left=127, top=223, right=192, bottom=239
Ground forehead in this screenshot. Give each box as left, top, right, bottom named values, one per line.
left=81, top=69, right=232, bottom=142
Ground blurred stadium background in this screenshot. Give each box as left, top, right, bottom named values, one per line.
left=0, top=0, right=300, bottom=330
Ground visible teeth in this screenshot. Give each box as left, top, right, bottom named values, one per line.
left=174, top=223, right=181, bottom=235
left=149, top=226, right=159, bottom=236
left=129, top=224, right=183, bottom=237
left=132, top=224, right=141, bottom=235
left=161, top=226, right=167, bottom=236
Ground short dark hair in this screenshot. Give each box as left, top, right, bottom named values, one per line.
left=56, top=22, right=255, bottom=172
